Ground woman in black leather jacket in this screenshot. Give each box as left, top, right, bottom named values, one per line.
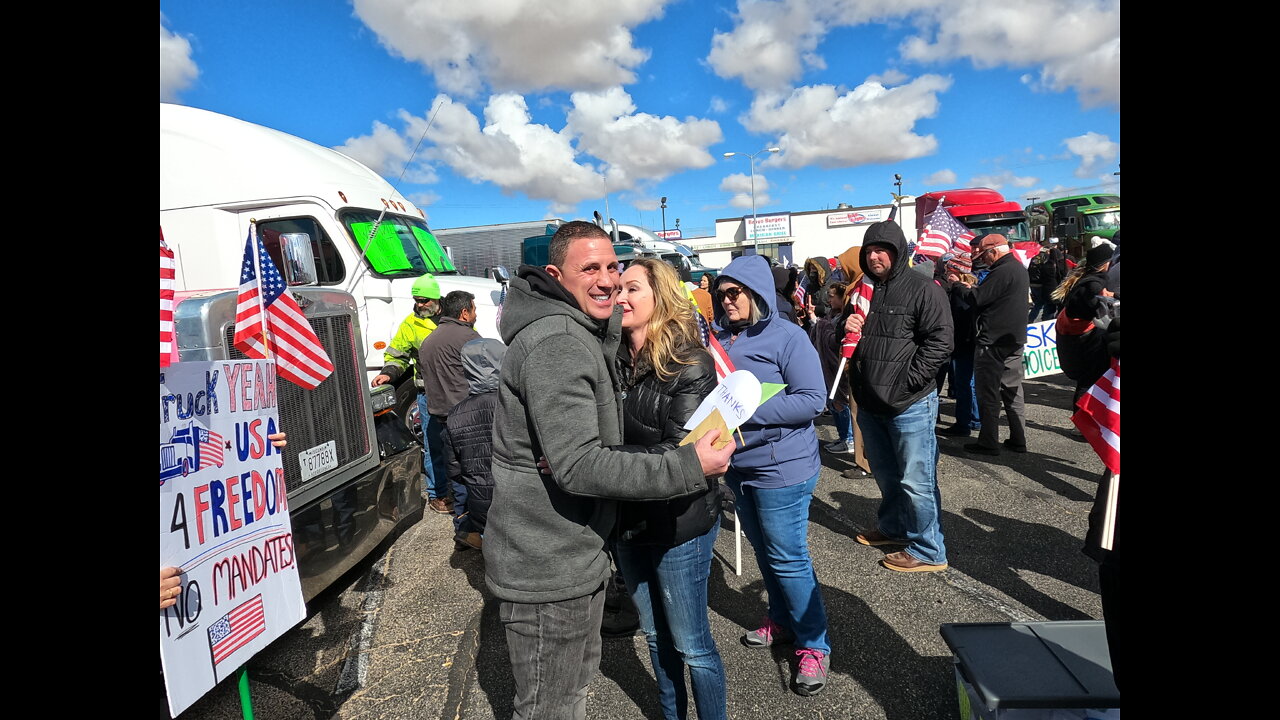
left=613, top=258, right=726, bottom=720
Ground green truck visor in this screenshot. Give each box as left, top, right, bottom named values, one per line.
left=344, top=211, right=456, bottom=275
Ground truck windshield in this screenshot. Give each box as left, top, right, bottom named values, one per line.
left=340, top=210, right=456, bottom=276
left=970, top=220, right=1030, bottom=244
left=1084, top=211, right=1120, bottom=232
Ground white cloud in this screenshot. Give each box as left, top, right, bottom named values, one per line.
left=744, top=74, right=952, bottom=169
left=351, top=0, right=668, bottom=96
left=418, top=94, right=605, bottom=206
left=160, top=15, right=198, bottom=101
left=567, top=87, right=722, bottom=188
left=868, top=68, right=909, bottom=86
left=720, top=172, right=771, bottom=209
left=1064, top=131, right=1119, bottom=177
left=842, top=183, right=855, bottom=192
left=708, top=0, right=1119, bottom=107
left=922, top=168, right=957, bottom=186
left=334, top=119, right=438, bottom=184
left=337, top=89, right=722, bottom=207
left=707, top=0, right=830, bottom=92
left=898, top=0, right=1120, bottom=107
left=408, top=191, right=441, bottom=207
left=969, top=170, right=1039, bottom=191
left=708, top=96, right=729, bottom=114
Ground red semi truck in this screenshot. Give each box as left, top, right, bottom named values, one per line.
left=914, top=188, right=1030, bottom=247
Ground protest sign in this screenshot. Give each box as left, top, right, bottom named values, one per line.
left=1023, top=320, right=1063, bottom=379
left=159, top=359, right=306, bottom=717
left=681, top=370, right=786, bottom=448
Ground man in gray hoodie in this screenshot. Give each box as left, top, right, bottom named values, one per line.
left=484, top=220, right=734, bottom=720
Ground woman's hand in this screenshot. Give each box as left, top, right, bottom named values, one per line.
left=160, top=567, right=182, bottom=609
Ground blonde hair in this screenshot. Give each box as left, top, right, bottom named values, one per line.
left=1051, top=264, right=1087, bottom=304
left=629, top=259, right=704, bottom=382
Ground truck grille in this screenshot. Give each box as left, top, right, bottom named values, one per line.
left=225, top=314, right=370, bottom=485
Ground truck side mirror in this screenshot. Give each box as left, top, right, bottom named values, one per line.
left=280, top=233, right=318, bottom=285
left=490, top=265, right=511, bottom=284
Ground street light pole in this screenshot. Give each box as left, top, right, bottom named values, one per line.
left=660, top=196, right=667, bottom=237
left=723, top=146, right=780, bottom=245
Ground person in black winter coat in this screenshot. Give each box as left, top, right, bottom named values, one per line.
left=956, top=234, right=1030, bottom=456
left=611, top=258, right=726, bottom=720
left=443, top=338, right=506, bottom=550
left=1053, top=243, right=1116, bottom=408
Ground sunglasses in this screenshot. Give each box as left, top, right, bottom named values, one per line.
left=717, top=286, right=746, bottom=302
left=413, top=297, right=434, bottom=304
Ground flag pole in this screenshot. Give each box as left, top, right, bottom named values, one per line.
left=236, top=665, right=255, bottom=720
left=248, top=221, right=273, bottom=359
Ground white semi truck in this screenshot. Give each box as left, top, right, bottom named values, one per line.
left=160, top=103, right=507, bottom=378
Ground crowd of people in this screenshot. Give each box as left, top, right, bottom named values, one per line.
left=171, top=219, right=1116, bottom=718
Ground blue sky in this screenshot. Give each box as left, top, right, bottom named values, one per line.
left=160, top=0, right=1120, bottom=238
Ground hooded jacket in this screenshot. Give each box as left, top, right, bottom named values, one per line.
left=713, top=255, right=825, bottom=488
left=849, top=221, right=954, bottom=417
left=484, top=266, right=709, bottom=604
left=443, top=339, right=507, bottom=533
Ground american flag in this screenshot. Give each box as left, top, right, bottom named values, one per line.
left=839, top=276, right=876, bottom=360
left=161, top=230, right=175, bottom=368
left=233, top=226, right=334, bottom=389
left=196, top=427, right=225, bottom=470
left=1072, top=358, right=1119, bottom=474
left=207, top=594, right=266, bottom=667
left=918, top=206, right=976, bottom=258
left=707, top=333, right=736, bottom=381
left=830, top=276, right=875, bottom=399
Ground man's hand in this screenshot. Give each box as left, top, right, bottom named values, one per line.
left=844, top=313, right=865, bottom=335
left=268, top=432, right=287, bottom=449
left=694, top=430, right=735, bottom=476
left=371, top=374, right=391, bottom=387
left=160, top=567, right=182, bottom=610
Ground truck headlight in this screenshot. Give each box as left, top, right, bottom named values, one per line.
left=370, top=384, right=397, bottom=414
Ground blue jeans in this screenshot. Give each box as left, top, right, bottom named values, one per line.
left=952, top=350, right=981, bottom=430
left=858, top=391, right=947, bottom=565
left=418, top=394, right=448, bottom=499
left=828, top=400, right=853, bottom=444
left=727, top=470, right=830, bottom=655
left=616, top=524, right=726, bottom=720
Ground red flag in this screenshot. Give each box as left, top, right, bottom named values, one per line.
left=1072, top=358, right=1119, bottom=474
left=233, top=225, right=335, bottom=389
left=160, top=229, right=176, bottom=368
left=1010, top=241, right=1042, bottom=268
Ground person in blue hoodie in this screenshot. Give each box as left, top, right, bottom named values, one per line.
left=712, top=254, right=831, bottom=697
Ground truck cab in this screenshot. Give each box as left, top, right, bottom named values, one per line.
left=916, top=188, right=1029, bottom=247
left=160, top=103, right=506, bottom=381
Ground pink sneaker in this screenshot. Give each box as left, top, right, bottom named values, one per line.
left=741, top=617, right=795, bottom=648
left=793, top=648, right=830, bottom=696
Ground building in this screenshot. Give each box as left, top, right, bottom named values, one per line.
left=691, top=199, right=919, bottom=268
left=434, top=219, right=563, bottom=278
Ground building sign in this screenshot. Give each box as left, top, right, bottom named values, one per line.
left=159, top=359, right=307, bottom=717
left=745, top=213, right=791, bottom=242
left=655, top=229, right=683, bottom=240
left=826, top=208, right=887, bottom=228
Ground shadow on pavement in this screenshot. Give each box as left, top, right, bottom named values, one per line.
left=707, top=550, right=954, bottom=720
left=815, top=491, right=1099, bottom=622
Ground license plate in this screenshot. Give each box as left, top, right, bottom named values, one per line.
left=298, top=440, right=338, bottom=482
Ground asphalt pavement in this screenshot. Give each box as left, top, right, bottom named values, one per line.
left=175, top=371, right=1106, bottom=720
